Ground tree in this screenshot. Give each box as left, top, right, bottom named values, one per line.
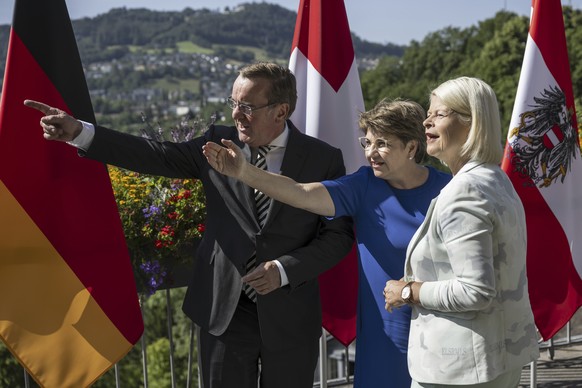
left=468, top=15, right=529, bottom=132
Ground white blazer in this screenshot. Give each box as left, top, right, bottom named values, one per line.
left=404, top=161, right=539, bottom=384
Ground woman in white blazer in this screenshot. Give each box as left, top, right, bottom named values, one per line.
left=384, top=77, right=539, bottom=387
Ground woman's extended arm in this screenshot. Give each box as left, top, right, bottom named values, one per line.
left=203, top=140, right=335, bottom=216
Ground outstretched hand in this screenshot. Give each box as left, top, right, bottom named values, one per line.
left=202, top=139, right=246, bottom=178
left=23, top=99, right=82, bottom=142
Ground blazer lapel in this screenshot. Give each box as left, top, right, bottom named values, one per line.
left=404, top=196, right=438, bottom=279
left=262, top=123, right=308, bottom=228
left=279, top=122, right=309, bottom=180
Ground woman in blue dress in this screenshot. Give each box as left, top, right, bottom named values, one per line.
left=203, top=98, right=451, bottom=387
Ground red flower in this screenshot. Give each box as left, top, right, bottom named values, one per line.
left=197, top=223, right=206, bottom=233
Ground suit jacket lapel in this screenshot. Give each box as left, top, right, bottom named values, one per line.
left=404, top=196, right=438, bottom=279
left=262, top=122, right=308, bottom=228
left=279, top=122, right=309, bottom=180
left=205, top=125, right=260, bottom=232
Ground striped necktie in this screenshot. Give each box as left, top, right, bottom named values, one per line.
left=253, top=145, right=272, bottom=228
left=244, top=145, right=272, bottom=302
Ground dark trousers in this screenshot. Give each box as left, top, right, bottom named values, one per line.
left=198, top=292, right=320, bottom=388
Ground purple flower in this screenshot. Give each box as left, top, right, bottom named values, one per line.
left=143, top=205, right=162, bottom=219
left=140, top=260, right=168, bottom=295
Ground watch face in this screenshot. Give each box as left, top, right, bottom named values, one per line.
left=401, top=286, right=411, bottom=300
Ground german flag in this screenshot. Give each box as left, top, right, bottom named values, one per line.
left=0, top=1, right=143, bottom=386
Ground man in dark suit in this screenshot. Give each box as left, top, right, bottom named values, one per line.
left=25, top=62, right=354, bottom=388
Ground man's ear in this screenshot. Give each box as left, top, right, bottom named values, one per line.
left=275, top=103, right=290, bottom=122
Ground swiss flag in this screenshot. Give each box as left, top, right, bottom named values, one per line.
left=502, top=0, right=582, bottom=340
left=0, top=0, right=143, bottom=386
left=289, top=0, right=365, bottom=346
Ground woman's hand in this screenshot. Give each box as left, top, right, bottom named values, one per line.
left=202, top=139, right=247, bottom=178
left=384, top=280, right=408, bottom=312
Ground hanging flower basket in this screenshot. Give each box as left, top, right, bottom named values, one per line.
left=131, top=239, right=199, bottom=293
left=109, top=114, right=214, bottom=295
left=109, top=166, right=206, bottom=295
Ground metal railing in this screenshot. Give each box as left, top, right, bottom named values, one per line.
left=18, top=288, right=582, bottom=387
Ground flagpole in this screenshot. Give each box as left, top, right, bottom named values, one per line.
left=23, top=369, right=30, bottom=388
left=319, top=329, right=328, bottom=388
left=529, top=361, right=537, bottom=387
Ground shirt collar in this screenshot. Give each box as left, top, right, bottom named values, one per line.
left=242, top=123, right=289, bottom=161
left=269, top=123, right=289, bottom=148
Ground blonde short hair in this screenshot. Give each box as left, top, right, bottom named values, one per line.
left=430, top=77, right=503, bottom=164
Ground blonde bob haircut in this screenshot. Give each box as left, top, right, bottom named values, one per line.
left=430, top=77, right=504, bottom=164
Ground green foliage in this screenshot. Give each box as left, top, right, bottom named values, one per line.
left=564, top=6, right=582, bottom=111
left=175, top=41, right=214, bottom=55
left=215, top=45, right=256, bottom=63
left=0, top=342, right=33, bottom=387
left=148, top=338, right=174, bottom=387
left=361, top=8, right=582, bottom=140
left=142, top=288, right=197, bottom=388
left=463, top=14, right=529, bottom=126
left=56, top=3, right=401, bottom=63
left=0, top=4, right=402, bottom=70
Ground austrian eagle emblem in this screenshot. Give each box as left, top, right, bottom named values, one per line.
left=508, top=85, right=578, bottom=188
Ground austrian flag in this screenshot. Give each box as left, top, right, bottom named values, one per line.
left=502, top=0, right=582, bottom=340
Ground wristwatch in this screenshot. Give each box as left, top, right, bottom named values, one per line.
left=401, top=281, right=414, bottom=303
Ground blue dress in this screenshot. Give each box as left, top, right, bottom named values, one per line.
left=323, top=166, right=450, bottom=388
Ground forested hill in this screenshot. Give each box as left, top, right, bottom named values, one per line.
left=0, top=3, right=404, bottom=64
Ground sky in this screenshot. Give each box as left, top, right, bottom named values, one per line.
left=1, top=1, right=582, bottom=45
left=0, top=0, right=557, bottom=46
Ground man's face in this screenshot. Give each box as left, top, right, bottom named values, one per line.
left=230, top=75, right=286, bottom=147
